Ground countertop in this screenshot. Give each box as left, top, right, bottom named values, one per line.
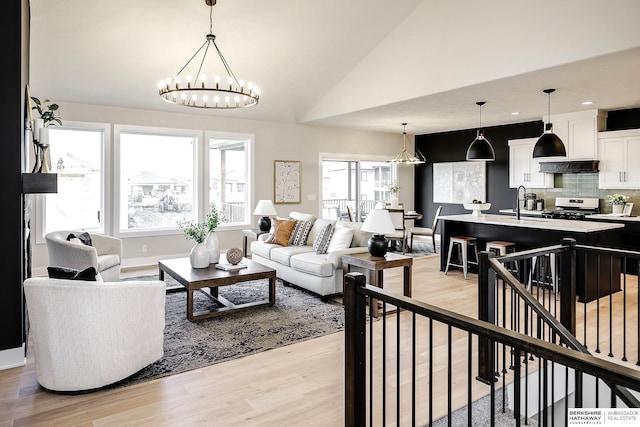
left=499, top=209, right=640, bottom=222
left=439, top=213, right=625, bottom=233
left=498, top=208, right=548, bottom=216
left=585, top=214, right=640, bottom=222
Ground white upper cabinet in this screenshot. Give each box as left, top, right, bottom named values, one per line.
left=508, top=138, right=554, bottom=189
left=598, top=128, right=640, bottom=189
left=546, top=110, right=607, bottom=160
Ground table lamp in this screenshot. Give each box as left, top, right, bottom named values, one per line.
left=253, top=200, right=278, bottom=232
left=361, top=208, right=396, bottom=257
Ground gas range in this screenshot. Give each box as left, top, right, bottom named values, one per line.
left=541, top=197, right=600, bottom=220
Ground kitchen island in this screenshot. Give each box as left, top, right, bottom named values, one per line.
left=439, top=214, right=625, bottom=302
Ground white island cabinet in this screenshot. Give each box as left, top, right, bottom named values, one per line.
left=508, top=138, right=554, bottom=189
left=598, top=128, right=640, bottom=189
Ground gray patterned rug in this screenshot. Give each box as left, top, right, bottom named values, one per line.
left=117, top=275, right=345, bottom=388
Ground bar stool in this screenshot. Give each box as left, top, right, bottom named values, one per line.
left=529, top=254, right=557, bottom=299
left=445, top=236, right=479, bottom=279
left=485, top=241, right=518, bottom=274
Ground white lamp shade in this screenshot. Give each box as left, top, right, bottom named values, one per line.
left=361, top=209, right=396, bottom=235
left=253, top=199, right=277, bottom=216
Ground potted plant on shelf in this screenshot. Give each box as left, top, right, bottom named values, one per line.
left=607, top=194, right=629, bottom=214
left=203, top=204, right=224, bottom=264
left=387, top=183, right=400, bottom=208
left=178, top=219, right=210, bottom=268
left=30, top=97, right=62, bottom=173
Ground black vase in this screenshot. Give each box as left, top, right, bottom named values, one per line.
left=368, top=234, right=388, bottom=257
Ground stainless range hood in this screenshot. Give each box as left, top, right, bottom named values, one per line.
left=539, top=160, right=599, bottom=173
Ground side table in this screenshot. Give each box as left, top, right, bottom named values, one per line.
left=342, top=252, right=412, bottom=318
left=243, top=229, right=268, bottom=256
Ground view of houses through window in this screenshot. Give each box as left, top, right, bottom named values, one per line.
left=44, top=125, right=105, bottom=234
left=42, top=124, right=252, bottom=240
left=321, top=159, right=394, bottom=221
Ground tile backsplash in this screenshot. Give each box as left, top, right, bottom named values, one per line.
left=532, top=173, right=640, bottom=214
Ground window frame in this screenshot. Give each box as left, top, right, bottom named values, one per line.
left=35, top=120, right=111, bottom=245
left=113, top=124, right=203, bottom=239
left=203, top=130, right=255, bottom=230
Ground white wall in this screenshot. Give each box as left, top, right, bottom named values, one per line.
left=30, top=102, right=415, bottom=273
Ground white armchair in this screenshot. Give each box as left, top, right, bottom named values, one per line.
left=46, top=231, right=122, bottom=282
left=23, top=277, right=166, bottom=392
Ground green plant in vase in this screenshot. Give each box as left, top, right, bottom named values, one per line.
left=30, top=97, right=62, bottom=173
left=178, top=219, right=210, bottom=268
left=204, top=204, right=225, bottom=264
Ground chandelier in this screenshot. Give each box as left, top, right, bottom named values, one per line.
left=158, top=0, right=260, bottom=109
left=388, top=123, right=426, bottom=164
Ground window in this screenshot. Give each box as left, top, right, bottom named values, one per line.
left=42, top=123, right=107, bottom=236
left=41, top=123, right=254, bottom=242
left=320, top=155, right=394, bottom=221
left=116, top=126, right=199, bottom=235
left=206, top=133, right=253, bottom=226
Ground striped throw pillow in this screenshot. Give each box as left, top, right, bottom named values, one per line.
left=313, top=223, right=334, bottom=254
left=289, top=220, right=313, bottom=246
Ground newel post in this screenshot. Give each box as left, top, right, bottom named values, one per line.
left=477, top=250, right=497, bottom=384
left=560, top=238, right=577, bottom=335
left=344, top=272, right=367, bottom=427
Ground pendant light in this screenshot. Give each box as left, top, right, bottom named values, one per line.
left=533, top=89, right=566, bottom=158
left=388, top=123, right=426, bottom=165
left=466, top=101, right=495, bottom=161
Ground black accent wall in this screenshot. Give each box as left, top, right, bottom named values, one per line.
left=414, top=108, right=640, bottom=233
left=1, top=1, right=27, bottom=355
left=414, top=120, right=542, bottom=230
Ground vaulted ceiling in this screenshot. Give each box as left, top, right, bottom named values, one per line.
left=29, top=0, right=640, bottom=135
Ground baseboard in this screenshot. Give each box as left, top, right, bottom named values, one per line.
left=0, top=344, right=26, bottom=371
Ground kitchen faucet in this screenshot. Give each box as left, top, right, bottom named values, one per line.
left=516, top=185, right=526, bottom=220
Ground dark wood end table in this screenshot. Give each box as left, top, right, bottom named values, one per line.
left=342, top=252, right=413, bottom=317
left=242, top=229, right=268, bottom=256
left=158, top=257, right=276, bottom=321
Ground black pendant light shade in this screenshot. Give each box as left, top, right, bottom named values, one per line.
left=533, top=89, right=566, bottom=158
left=466, top=102, right=495, bottom=161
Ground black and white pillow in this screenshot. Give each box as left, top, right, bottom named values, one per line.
left=312, top=223, right=334, bottom=254
left=66, top=231, right=92, bottom=246
left=47, top=266, right=98, bottom=281
left=289, top=220, right=313, bottom=246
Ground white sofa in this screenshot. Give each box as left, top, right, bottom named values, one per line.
left=23, top=277, right=165, bottom=392
left=250, top=212, right=370, bottom=299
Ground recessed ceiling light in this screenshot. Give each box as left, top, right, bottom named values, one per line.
left=582, top=101, right=594, bottom=105
left=511, top=112, right=520, bottom=115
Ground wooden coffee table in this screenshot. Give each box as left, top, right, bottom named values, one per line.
left=158, top=257, right=276, bottom=321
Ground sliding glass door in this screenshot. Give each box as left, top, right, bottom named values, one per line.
left=321, top=159, right=394, bottom=221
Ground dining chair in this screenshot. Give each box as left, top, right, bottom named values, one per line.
left=346, top=204, right=355, bottom=222
left=409, top=205, right=442, bottom=253
left=386, top=208, right=406, bottom=253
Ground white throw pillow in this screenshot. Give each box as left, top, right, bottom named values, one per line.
left=327, top=224, right=353, bottom=252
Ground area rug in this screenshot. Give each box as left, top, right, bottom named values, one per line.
left=390, top=239, right=441, bottom=258
left=118, top=275, right=345, bottom=388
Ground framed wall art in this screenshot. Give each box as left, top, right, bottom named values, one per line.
left=433, top=161, right=486, bottom=204
left=274, top=160, right=301, bottom=204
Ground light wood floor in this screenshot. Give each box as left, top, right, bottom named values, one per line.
left=1, top=255, right=637, bottom=426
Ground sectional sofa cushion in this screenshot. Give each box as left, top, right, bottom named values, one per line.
left=270, top=245, right=315, bottom=266
left=289, top=252, right=335, bottom=277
